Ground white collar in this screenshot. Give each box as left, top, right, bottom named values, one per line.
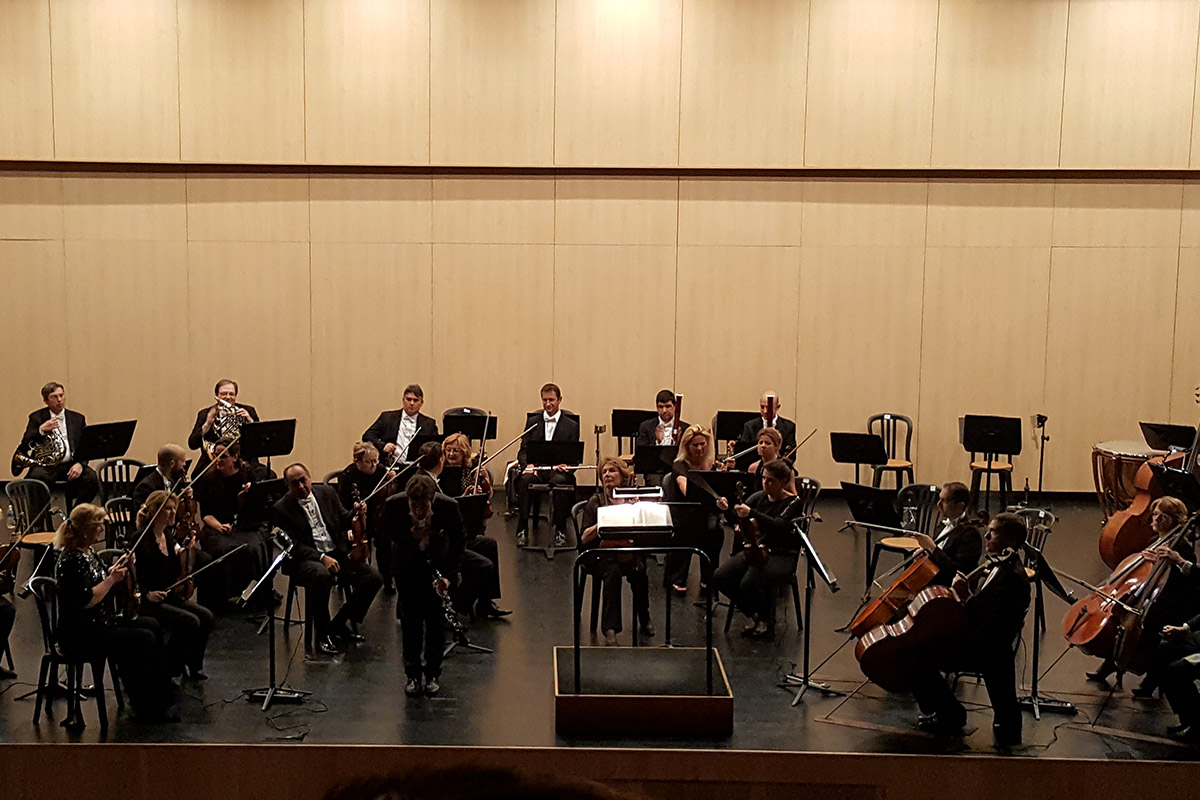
left=544, top=410, right=561, bottom=423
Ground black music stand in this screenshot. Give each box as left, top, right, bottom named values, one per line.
left=841, top=481, right=902, bottom=580
left=1017, top=536, right=1077, bottom=719
left=239, top=419, right=296, bottom=474
left=238, top=478, right=286, bottom=532
left=611, top=410, right=658, bottom=456
left=633, top=445, right=676, bottom=478
left=443, top=410, right=498, bottom=442
left=1140, top=421, right=1196, bottom=453
left=76, top=420, right=138, bottom=463
left=830, top=432, right=888, bottom=484
left=714, top=410, right=759, bottom=444
left=1148, top=463, right=1200, bottom=512
left=961, top=415, right=1021, bottom=514
left=242, top=533, right=310, bottom=711
left=779, top=519, right=843, bottom=704
left=524, top=440, right=585, bottom=559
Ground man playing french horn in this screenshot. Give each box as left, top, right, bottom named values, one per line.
left=13, top=382, right=98, bottom=509
left=188, top=379, right=259, bottom=477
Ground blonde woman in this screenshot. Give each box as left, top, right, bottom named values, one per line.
left=663, top=425, right=724, bottom=594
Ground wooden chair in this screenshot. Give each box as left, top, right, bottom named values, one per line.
left=97, top=458, right=146, bottom=504
left=1013, top=507, right=1056, bottom=634
left=103, top=497, right=137, bottom=550
left=969, top=452, right=1014, bottom=514
left=864, top=483, right=939, bottom=593
left=867, top=413, right=914, bottom=489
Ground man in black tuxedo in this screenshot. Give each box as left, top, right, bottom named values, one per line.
left=635, top=389, right=689, bottom=448
left=911, top=481, right=984, bottom=581
left=273, top=463, right=383, bottom=656
left=132, top=443, right=189, bottom=509
left=514, top=383, right=580, bottom=547
left=906, top=512, right=1030, bottom=747
left=735, top=390, right=797, bottom=457
left=364, top=384, right=439, bottom=466
left=382, top=474, right=465, bottom=697
left=188, top=379, right=259, bottom=478
left=16, top=382, right=98, bottom=508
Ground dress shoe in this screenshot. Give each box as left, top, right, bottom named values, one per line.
left=1131, top=683, right=1158, bottom=699
left=603, top=630, right=618, bottom=646
left=740, top=617, right=758, bottom=637
left=639, top=621, right=655, bottom=638
left=1168, top=725, right=1198, bottom=742
left=993, top=724, right=1022, bottom=747
left=1086, top=662, right=1115, bottom=683
left=332, top=623, right=366, bottom=643
left=515, top=529, right=528, bottom=547
left=404, top=678, right=422, bottom=697
left=316, top=636, right=340, bottom=656
left=0, top=665, right=18, bottom=680
left=383, top=582, right=397, bottom=596
left=476, top=600, right=512, bottom=619
left=186, top=668, right=208, bottom=682
left=425, top=677, right=441, bottom=696
left=916, top=711, right=966, bottom=736
left=554, top=530, right=567, bottom=547
left=1168, top=722, right=1192, bottom=736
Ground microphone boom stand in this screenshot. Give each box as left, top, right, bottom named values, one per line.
left=778, top=520, right=845, bottom=704
left=242, top=534, right=311, bottom=711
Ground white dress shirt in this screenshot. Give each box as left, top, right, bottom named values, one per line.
left=395, top=412, right=419, bottom=460
left=49, top=409, right=71, bottom=460
left=544, top=410, right=561, bottom=441
left=299, top=494, right=335, bottom=554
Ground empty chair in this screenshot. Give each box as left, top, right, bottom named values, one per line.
left=867, top=413, right=914, bottom=489
left=103, top=497, right=137, bottom=550
left=97, top=458, right=146, bottom=504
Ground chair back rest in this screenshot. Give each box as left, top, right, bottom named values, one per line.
left=867, top=413, right=913, bottom=461
left=29, top=575, right=58, bottom=654
left=569, top=499, right=588, bottom=549
left=98, top=458, right=146, bottom=503
left=896, top=483, right=941, bottom=535
left=321, top=471, right=340, bottom=486
left=1013, top=508, right=1055, bottom=555
left=5, top=479, right=53, bottom=532
left=104, top=497, right=137, bottom=549
left=794, top=477, right=821, bottom=529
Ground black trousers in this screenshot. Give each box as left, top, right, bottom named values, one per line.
left=139, top=595, right=215, bottom=674
left=0, top=595, right=14, bottom=654
left=582, top=552, right=649, bottom=635
left=197, top=527, right=266, bottom=611
left=398, top=585, right=445, bottom=681
left=908, top=637, right=1021, bottom=737
left=1157, top=632, right=1200, bottom=726
left=457, top=535, right=501, bottom=608
left=515, top=470, right=575, bottom=531
left=62, top=619, right=173, bottom=717
left=664, top=515, right=723, bottom=588
left=713, top=551, right=796, bottom=625
left=26, top=462, right=99, bottom=508
left=286, top=551, right=383, bottom=640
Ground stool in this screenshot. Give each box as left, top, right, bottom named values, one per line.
left=969, top=452, right=1013, bottom=513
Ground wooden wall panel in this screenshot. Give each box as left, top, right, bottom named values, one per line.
left=186, top=242, right=314, bottom=466
left=310, top=242, right=432, bottom=474
left=430, top=0, right=555, bottom=166
left=310, top=175, right=432, bottom=244
left=430, top=244, right=555, bottom=449
left=0, top=173, right=63, bottom=241
left=0, top=0, right=53, bottom=160
left=63, top=240, right=191, bottom=460
left=930, top=0, right=1067, bottom=168
left=62, top=175, right=187, bottom=242
left=1181, top=182, right=1200, bottom=248
left=555, top=177, right=678, bottom=246
left=1044, top=247, right=1178, bottom=490
left=677, top=179, right=803, bottom=247
left=1173, top=248, right=1200, bottom=421
left=0, top=241, right=67, bottom=472
left=916, top=247, right=1051, bottom=488
left=552, top=245, right=677, bottom=455
left=1060, top=0, right=1200, bottom=169
left=794, top=246, right=923, bottom=486
left=186, top=175, right=310, bottom=242
left=432, top=177, right=554, bottom=244
left=304, top=0, right=429, bottom=166
left=674, top=246, right=800, bottom=441
left=1052, top=181, right=1184, bottom=248
left=804, top=0, right=939, bottom=167
left=50, top=0, right=180, bottom=163
left=678, top=0, right=808, bottom=168
left=802, top=180, right=927, bottom=247
left=554, top=0, right=683, bottom=167
left=178, top=0, right=305, bottom=163
left=926, top=181, right=1055, bottom=248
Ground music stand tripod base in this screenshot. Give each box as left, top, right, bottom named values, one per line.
left=444, top=632, right=494, bottom=657
left=779, top=673, right=845, bottom=704
left=244, top=685, right=311, bottom=712
left=1018, top=693, right=1076, bottom=719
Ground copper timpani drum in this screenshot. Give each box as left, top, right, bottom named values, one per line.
left=1091, top=440, right=1164, bottom=521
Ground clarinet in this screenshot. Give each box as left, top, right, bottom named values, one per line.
left=431, top=567, right=466, bottom=640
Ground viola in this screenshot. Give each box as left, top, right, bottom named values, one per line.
left=173, top=492, right=201, bottom=600
left=348, top=484, right=371, bottom=564
left=734, top=483, right=769, bottom=568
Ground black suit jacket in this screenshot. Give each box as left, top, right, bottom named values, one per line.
left=965, top=555, right=1031, bottom=653
left=363, top=410, right=438, bottom=460
left=736, top=415, right=797, bottom=455
left=19, top=408, right=86, bottom=472
left=928, top=517, right=984, bottom=583
left=272, top=484, right=353, bottom=565
left=517, top=411, right=581, bottom=467
left=188, top=403, right=259, bottom=476
left=635, top=417, right=690, bottom=448
left=131, top=470, right=171, bottom=511
left=382, top=492, right=464, bottom=582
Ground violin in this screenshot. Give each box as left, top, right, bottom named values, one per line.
left=348, top=484, right=371, bottom=564
left=172, top=491, right=201, bottom=600
left=733, top=483, right=769, bottom=568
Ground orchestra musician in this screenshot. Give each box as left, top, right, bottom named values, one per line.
left=714, top=459, right=804, bottom=641
left=442, top=432, right=494, bottom=501
left=0, top=594, right=14, bottom=680
left=53, top=504, right=176, bottom=722
left=905, top=512, right=1030, bottom=745
left=443, top=433, right=509, bottom=619
left=663, top=424, right=725, bottom=594
left=734, top=391, right=797, bottom=457
left=132, top=443, right=189, bottom=509
left=383, top=474, right=465, bottom=697
left=728, top=427, right=797, bottom=493
left=363, top=384, right=438, bottom=466
left=272, top=464, right=383, bottom=656
left=635, top=390, right=688, bottom=448
left=133, top=491, right=214, bottom=681
left=909, top=481, right=984, bottom=582
left=337, top=442, right=396, bottom=593
left=1156, top=608, right=1200, bottom=740
left=579, top=457, right=653, bottom=646
left=514, top=383, right=581, bottom=547
left=188, top=379, right=259, bottom=478
left=192, top=440, right=267, bottom=612
left=16, top=382, right=99, bottom=508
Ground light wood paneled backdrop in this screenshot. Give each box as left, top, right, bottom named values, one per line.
left=5, top=0, right=1200, bottom=167
left=0, top=170, right=1196, bottom=492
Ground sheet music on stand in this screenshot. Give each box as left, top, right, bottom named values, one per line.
left=598, top=502, right=673, bottom=544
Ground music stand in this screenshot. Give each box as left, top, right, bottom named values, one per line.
left=841, top=481, right=901, bottom=578
left=524, top=440, right=585, bottom=559
left=1148, top=463, right=1200, bottom=512
left=438, top=465, right=464, bottom=496
left=240, top=419, right=297, bottom=474
left=632, top=445, right=676, bottom=477
left=779, top=520, right=844, bottom=704
left=1018, top=536, right=1077, bottom=719
left=830, top=432, right=888, bottom=484
left=961, top=415, right=1022, bottom=514
left=406, top=432, right=446, bottom=462
left=611, top=410, right=658, bottom=456
left=714, top=411, right=759, bottom=444
left=443, top=411, right=498, bottom=442
left=238, top=478, right=286, bottom=531
left=242, top=533, right=310, bottom=711
left=75, top=420, right=137, bottom=463
left=684, top=470, right=757, bottom=511
left=1140, top=421, right=1196, bottom=453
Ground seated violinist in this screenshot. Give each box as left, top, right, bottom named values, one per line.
left=272, top=463, right=382, bottom=656
left=663, top=424, right=725, bottom=594
left=910, top=481, right=984, bottom=582
left=133, top=491, right=214, bottom=681
left=713, top=459, right=804, bottom=641
left=726, top=427, right=797, bottom=493
left=337, top=442, right=396, bottom=593
left=443, top=433, right=509, bottom=620
left=904, top=512, right=1030, bottom=746
left=580, top=457, right=653, bottom=646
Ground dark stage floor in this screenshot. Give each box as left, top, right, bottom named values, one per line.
left=0, top=492, right=1196, bottom=760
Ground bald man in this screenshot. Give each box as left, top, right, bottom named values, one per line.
left=735, top=391, right=797, bottom=456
